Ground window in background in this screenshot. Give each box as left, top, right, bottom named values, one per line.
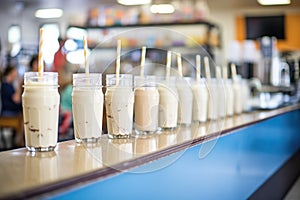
left=8, top=25, right=21, bottom=57
left=66, top=27, right=88, bottom=65
left=41, top=23, right=60, bottom=66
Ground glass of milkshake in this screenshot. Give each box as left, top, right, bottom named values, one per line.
left=218, top=79, right=226, bottom=118
left=177, top=77, right=193, bottom=126
left=105, top=74, right=134, bottom=139
left=22, top=72, right=60, bottom=152
left=72, top=73, right=103, bottom=143
left=224, top=79, right=234, bottom=116
left=241, top=79, right=250, bottom=112
left=192, top=78, right=208, bottom=122
left=207, top=79, right=219, bottom=120
left=233, top=75, right=243, bottom=115
left=158, top=76, right=178, bottom=130
left=134, top=76, right=159, bottom=135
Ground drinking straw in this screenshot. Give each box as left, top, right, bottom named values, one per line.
left=83, top=36, right=89, bottom=76
left=140, top=46, right=146, bottom=77
left=177, top=53, right=183, bottom=77
left=166, top=51, right=172, bottom=80
left=204, top=56, right=211, bottom=81
left=38, top=28, right=44, bottom=77
left=231, top=63, right=237, bottom=83
left=196, top=55, right=201, bottom=82
left=222, top=66, right=228, bottom=80
left=216, top=66, right=221, bottom=79
left=115, top=40, right=121, bottom=86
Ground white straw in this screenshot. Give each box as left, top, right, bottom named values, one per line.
left=196, top=55, right=201, bottom=82
left=140, top=46, right=146, bottom=77
left=38, top=28, right=44, bottom=77
left=222, top=66, right=228, bottom=80
left=166, top=51, right=172, bottom=80
left=231, top=63, right=237, bottom=82
left=83, top=36, right=89, bottom=76
left=115, top=40, right=121, bottom=86
left=216, top=66, right=221, bottom=79
left=204, top=56, right=211, bottom=80
left=177, top=53, right=183, bottom=77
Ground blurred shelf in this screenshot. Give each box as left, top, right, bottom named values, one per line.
left=69, top=20, right=218, bottom=30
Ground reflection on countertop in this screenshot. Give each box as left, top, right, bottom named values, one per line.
left=0, top=104, right=299, bottom=199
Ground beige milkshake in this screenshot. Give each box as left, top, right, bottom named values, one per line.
left=134, top=76, right=159, bottom=134
left=158, top=77, right=178, bottom=130
left=105, top=74, right=134, bottom=139
left=177, top=77, right=193, bottom=126
left=192, top=79, right=208, bottom=122
left=241, top=79, right=250, bottom=112
left=72, top=73, right=103, bottom=143
left=218, top=81, right=226, bottom=118
left=233, top=76, right=243, bottom=114
left=22, top=72, right=60, bottom=152
left=225, top=80, right=234, bottom=116
left=207, top=79, right=219, bottom=120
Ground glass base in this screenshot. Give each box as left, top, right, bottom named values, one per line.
left=159, top=126, right=177, bottom=131
left=177, top=123, right=191, bottom=127
left=75, top=137, right=101, bottom=143
left=108, top=133, right=131, bottom=139
left=26, top=146, right=56, bottom=152
left=133, top=129, right=157, bottom=137
left=192, top=119, right=207, bottom=123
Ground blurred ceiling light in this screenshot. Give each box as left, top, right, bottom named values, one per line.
left=150, top=4, right=175, bottom=14
left=66, top=27, right=87, bottom=40
left=35, top=8, right=63, bottom=19
left=65, top=39, right=78, bottom=51
left=8, top=25, right=21, bottom=43
left=67, top=49, right=89, bottom=65
left=257, top=0, right=291, bottom=5
left=117, top=0, right=151, bottom=6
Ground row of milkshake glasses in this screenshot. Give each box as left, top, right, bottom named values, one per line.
left=22, top=32, right=249, bottom=152
left=22, top=66, right=248, bottom=151
left=71, top=62, right=249, bottom=143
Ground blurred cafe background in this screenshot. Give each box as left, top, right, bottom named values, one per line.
left=0, top=0, right=299, bottom=149
left=1, top=1, right=300, bottom=200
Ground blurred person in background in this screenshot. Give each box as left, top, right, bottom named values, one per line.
left=53, top=38, right=67, bottom=73
left=28, top=54, right=38, bottom=72
left=0, top=65, right=23, bottom=149
left=1, top=65, right=22, bottom=116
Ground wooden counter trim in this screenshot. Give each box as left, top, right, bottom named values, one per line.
left=2, top=104, right=300, bottom=200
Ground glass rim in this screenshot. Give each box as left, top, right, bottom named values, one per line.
left=73, top=73, right=102, bottom=78
left=24, top=71, right=58, bottom=76
left=106, top=74, right=132, bottom=77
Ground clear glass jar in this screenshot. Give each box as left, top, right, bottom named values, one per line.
left=192, top=78, right=208, bottom=122
left=157, top=76, right=178, bottom=130
left=233, top=75, right=243, bottom=115
left=207, top=79, right=219, bottom=120
left=22, top=72, right=60, bottom=152
left=105, top=74, right=134, bottom=139
left=176, top=77, right=193, bottom=126
left=72, top=73, right=103, bottom=143
left=224, top=79, right=234, bottom=116
left=134, top=76, right=159, bottom=135
left=241, top=79, right=250, bottom=112
left=218, top=79, right=226, bottom=118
